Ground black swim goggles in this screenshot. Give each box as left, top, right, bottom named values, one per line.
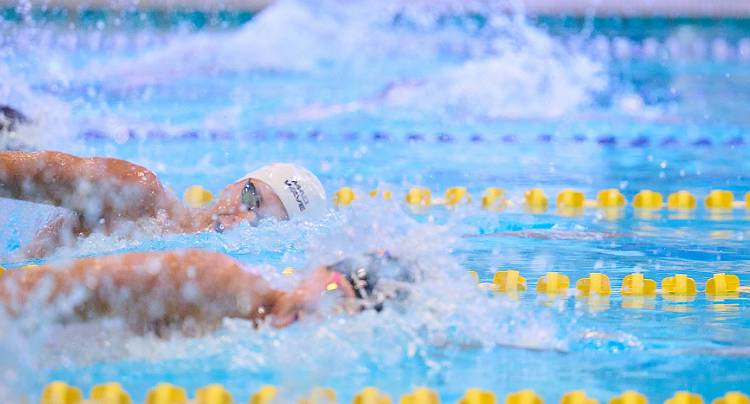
left=213, top=180, right=263, bottom=233
left=344, top=268, right=384, bottom=312
left=241, top=179, right=263, bottom=212
left=328, top=254, right=390, bottom=312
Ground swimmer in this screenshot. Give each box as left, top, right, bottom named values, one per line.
left=465, top=229, right=629, bottom=240
left=0, top=151, right=326, bottom=258
left=0, top=248, right=400, bottom=335
left=0, top=105, right=30, bottom=152
left=268, top=80, right=683, bottom=126
left=0, top=105, right=28, bottom=132
left=267, top=80, right=424, bottom=125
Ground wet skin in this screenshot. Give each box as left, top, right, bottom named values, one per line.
left=0, top=248, right=357, bottom=334
left=0, top=151, right=290, bottom=257
left=209, top=178, right=289, bottom=233
left=0, top=151, right=626, bottom=257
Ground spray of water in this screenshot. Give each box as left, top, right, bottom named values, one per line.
left=0, top=62, right=73, bottom=151
left=76, top=0, right=606, bottom=123
left=0, top=191, right=652, bottom=403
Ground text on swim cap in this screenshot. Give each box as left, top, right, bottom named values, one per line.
left=285, top=179, right=309, bottom=211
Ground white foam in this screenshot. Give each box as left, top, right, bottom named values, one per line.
left=0, top=62, right=74, bottom=151
left=392, top=51, right=606, bottom=120
left=78, top=0, right=606, bottom=122
left=0, top=199, right=560, bottom=366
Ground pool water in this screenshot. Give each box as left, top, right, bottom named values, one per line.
left=2, top=1, right=750, bottom=403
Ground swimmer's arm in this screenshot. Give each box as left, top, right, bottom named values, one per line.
left=270, top=265, right=357, bottom=328
left=0, top=151, right=183, bottom=223
left=0, top=249, right=293, bottom=331
left=22, top=213, right=90, bottom=259
left=464, top=230, right=630, bottom=240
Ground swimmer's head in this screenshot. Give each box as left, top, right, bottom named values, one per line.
left=327, top=251, right=415, bottom=312
left=238, top=163, right=327, bottom=220
left=209, top=163, right=326, bottom=232
left=0, top=105, right=28, bottom=132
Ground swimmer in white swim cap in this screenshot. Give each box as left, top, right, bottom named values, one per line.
left=0, top=248, right=414, bottom=334
left=0, top=151, right=327, bottom=257
left=211, top=163, right=327, bottom=233
left=0, top=150, right=621, bottom=259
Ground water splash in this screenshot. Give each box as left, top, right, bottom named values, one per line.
left=76, top=0, right=605, bottom=122
left=0, top=196, right=656, bottom=401
left=0, top=200, right=553, bottom=349
left=0, top=62, right=73, bottom=151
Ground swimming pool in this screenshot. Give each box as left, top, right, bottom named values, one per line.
left=1, top=1, right=750, bottom=403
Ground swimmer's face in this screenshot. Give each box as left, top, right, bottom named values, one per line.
left=209, top=179, right=289, bottom=232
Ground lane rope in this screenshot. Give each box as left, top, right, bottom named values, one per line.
left=37, top=382, right=750, bottom=404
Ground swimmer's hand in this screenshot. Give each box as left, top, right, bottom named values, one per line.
left=270, top=266, right=356, bottom=328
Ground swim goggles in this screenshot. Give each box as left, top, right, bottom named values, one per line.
left=212, top=179, right=263, bottom=233
left=328, top=255, right=387, bottom=312
left=344, top=267, right=384, bottom=312
left=241, top=179, right=262, bottom=212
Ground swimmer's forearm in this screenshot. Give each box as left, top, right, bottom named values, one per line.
left=0, top=151, right=177, bottom=221
left=0, top=249, right=284, bottom=326
left=0, top=151, right=88, bottom=205
left=0, top=151, right=41, bottom=201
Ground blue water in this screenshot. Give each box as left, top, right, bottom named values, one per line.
left=2, top=1, right=750, bottom=403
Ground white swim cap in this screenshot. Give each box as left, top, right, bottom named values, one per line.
left=239, top=163, right=327, bottom=220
